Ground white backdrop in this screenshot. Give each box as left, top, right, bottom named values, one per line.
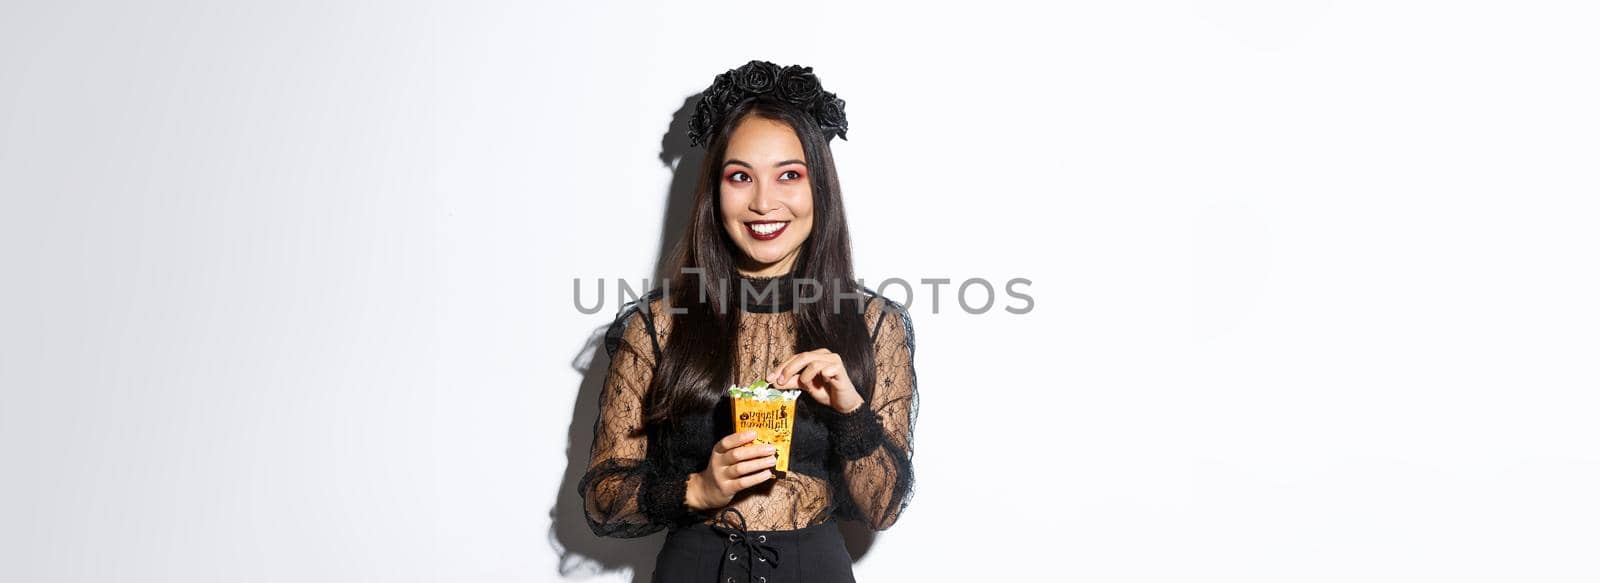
left=3, top=1, right=1597, bottom=581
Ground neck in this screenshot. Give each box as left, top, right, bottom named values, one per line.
left=733, top=270, right=796, bottom=313
left=737, top=268, right=793, bottom=279
left=736, top=256, right=798, bottom=279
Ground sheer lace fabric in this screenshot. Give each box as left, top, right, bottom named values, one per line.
left=578, top=278, right=917, bottom=536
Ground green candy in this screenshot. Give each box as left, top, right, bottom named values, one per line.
left=726, top=378, right=799, bottom=402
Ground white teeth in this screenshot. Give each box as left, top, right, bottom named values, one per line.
left=750, top=222, right=787, bottom=235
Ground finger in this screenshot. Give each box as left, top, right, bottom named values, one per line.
left=730, top=455, right=779, bottom=477
left=772, top=354, right=824, bottom=387
left=735, top=469, right=776, bottom=490
left=771, top=350, right=833, bottom=384
left=800, top=384, right=829, bottom=404
left=765, top=354, right=803, bottom=384
left=797, top=357, right=845, bottom=391
left=715, top=430, right=759, bottom=453
left=797, top=360, right=828, bottom=391
left=816, top=364, right=845, bottom=386
left=727, top=442, right=778, bottom=463
left=800, top=357, right=838, bottom=384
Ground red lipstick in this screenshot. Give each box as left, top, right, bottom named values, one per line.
left=745, top=220, right=789, bottom=241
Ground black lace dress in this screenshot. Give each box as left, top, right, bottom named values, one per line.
left=578, top=272, right=918, bottom=583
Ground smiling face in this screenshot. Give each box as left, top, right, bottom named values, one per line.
left=718, top=115, right=815, bottom=277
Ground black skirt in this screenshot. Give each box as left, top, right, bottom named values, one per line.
left=652, top=508, right=856, bottom=583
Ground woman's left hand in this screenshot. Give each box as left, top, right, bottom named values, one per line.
left=767, top=348, right=864, bottom=414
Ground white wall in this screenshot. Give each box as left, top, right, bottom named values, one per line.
left=3, top=1, right=1597, bottom=581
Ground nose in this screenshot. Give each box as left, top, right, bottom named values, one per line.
left=749, top=183, right=777, bottom=214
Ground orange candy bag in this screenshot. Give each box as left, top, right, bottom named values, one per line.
left=728, top=379, right=800, bottom=478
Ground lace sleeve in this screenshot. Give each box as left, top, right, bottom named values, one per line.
left=577, top=299, right=703, bottom=538
left=822, top=296, right=918, bottom=530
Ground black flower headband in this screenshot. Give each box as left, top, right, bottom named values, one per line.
left=687, top=60, right=848, bottom=148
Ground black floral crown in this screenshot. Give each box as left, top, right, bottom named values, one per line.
left=687, top=60, right=848, bottom=148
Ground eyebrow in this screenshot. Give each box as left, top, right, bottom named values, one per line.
left=723, top=159, right=807, bottom=169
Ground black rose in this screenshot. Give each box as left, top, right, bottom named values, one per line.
left=775, top=65, right=822, bottom=105
left=688, top=97, right=717, bottom=146
left=703, top=72, right=735, bottom=110
left=733, top=60, right=780, bottom=94
left=816, top=91, right=848, bottom=140
left=719, top=88, right=748, bottom=115
left=687, top=61, right=849, bottom=148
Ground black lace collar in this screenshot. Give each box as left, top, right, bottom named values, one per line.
left=736, top=271, right=796, bottom=313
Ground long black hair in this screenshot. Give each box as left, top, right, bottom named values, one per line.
left=643, top=95, right=876, bottom=426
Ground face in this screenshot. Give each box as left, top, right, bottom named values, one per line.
left=718, top=116, right=815, bottom=277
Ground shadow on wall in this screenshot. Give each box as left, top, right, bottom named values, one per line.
left=546, top=95, right=878, bottom=582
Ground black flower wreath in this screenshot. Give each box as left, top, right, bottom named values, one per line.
left=687, top=60, right=848, bottom=148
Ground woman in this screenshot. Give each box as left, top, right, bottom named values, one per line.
left=579, top=60, right=917, bottom=583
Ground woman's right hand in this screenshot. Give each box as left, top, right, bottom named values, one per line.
left=685, top=430, right=777, bottom=511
